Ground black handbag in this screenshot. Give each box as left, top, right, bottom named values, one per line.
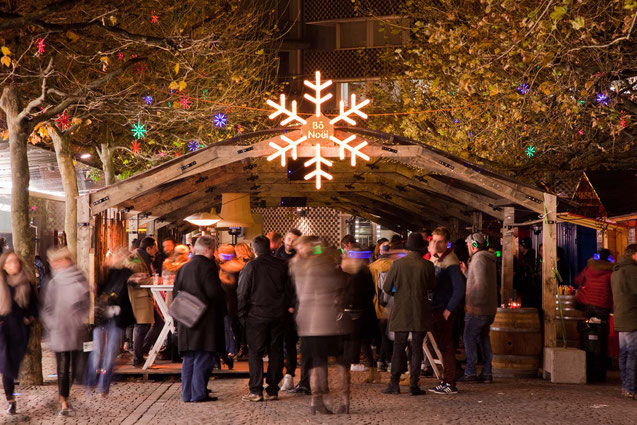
left=168, top=290, right=206, bottom=328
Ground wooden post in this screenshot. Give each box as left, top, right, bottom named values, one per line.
left=472, top=212, right=482, bottom=233
left=501, top=207, right=515, bottom=304
left=449, top=217, right=459, bottom=241
left=542, top=193, right=558, bottom=348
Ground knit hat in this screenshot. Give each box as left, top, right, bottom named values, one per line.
left=405, top=233, right=425, bottom=251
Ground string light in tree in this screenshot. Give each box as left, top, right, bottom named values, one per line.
left=266, top=70, right=371, bottom=189
left=56, top=112, right=71, bottom=130
left=151, top=11, right=158, bottom=23
left=36, top=38, right=45, bottom=55
left=131, top=122, right=147, bottom=139
left=143, top=94, right=153, bottom=105
left=135, top=62, right=147, bottom=75
left=596, top=93, right=609, bottom=106
left=117, top=52, right=124, bottom=61
left=517, top=83, right=530, bottom=94
left=158, top=151, right=166, bottom=158
left=131, top=140, right=141, bottom=154
left=187, top=140, right=200, bottom=151
left=213, top=112, right=227, bottom=128
left=525, top=145, right=536, bottom=158
left=179, top=95, right=192, bottom=109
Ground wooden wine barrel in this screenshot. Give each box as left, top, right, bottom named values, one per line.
left=489, top=307, right=542, bottom=378
left=555, top=295, right=585, bottom=348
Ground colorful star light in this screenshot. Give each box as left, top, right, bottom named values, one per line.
left=36, top=38, right=45, bottom=55
left=596, top=93, right=609, bottom=106
left=266, top=70, right=371, bottom=189
left=117, top=52, right=124, bottom=61
left=56, top=112, right=71, bottom=130
left=131, top=140, right=141, bottom=154
left=213, top=112, right=227, bottom=128
left=134, top=62, right=147, bottom=75
left=187, top=140, right=200, bottom=151
left=131, top=122, right=147, bottom=139
left=517, top=83, right=530, bottom=94
left=525, top=145, right=536, bottom=158
left=143, top=94, right=153, bottom=105
left=151, top=11, right=158, bottom=23
left=179, top=95, right=192, bottom=109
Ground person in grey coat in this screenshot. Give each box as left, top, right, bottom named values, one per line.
left=41, top=247, right=90, bottom=416
left=458, top=233, right=498, bottom=383
left=381, top=233, right=436, bottom=396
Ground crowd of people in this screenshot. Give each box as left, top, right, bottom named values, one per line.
left=0, top=227, right=635, bottom=418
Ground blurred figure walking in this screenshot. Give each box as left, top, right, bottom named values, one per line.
left=41, top=247, right=91, bottom=416
left=0, top=251, right=38, bottom=416
left=292, top=237, right=351, bottom=415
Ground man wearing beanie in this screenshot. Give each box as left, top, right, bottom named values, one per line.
left=380, top=233, right=436, bottom=396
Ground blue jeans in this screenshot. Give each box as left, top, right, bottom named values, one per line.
left=87, top=321, right=122, bottom=394
left=181, top=351, right=214, bottom=402
left=619, top=331, right=637, bottom=393
left=224, top=316, right=238, bottom=355
left=463, top=314, right=495, bottom=377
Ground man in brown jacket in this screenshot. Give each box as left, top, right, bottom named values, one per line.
left=127, top=237, right=158, bottom=367
left=381, top=233, right=436, bottom=396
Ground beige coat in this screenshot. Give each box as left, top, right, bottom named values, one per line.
left=125, top=251, right=155, bottom=324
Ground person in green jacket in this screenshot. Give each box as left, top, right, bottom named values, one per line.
left=610, top=244, right=637, bottom=399
left=380, top=233, right=436, bottom=396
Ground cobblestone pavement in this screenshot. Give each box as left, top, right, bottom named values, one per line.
left=3, top=366, right=637, bottom=425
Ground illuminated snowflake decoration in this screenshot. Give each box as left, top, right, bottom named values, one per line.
left=266, top=70, right=370, bottom=189
left=131, top=122, right=147, bottom=139
left=213, top=112, right=227, bottom=128
left=143, top=94, right=153, bottom=105
left=596, top=93, right=609, bottom=106
left=36, top=38, right=45, bottom=55
left=56, top=112, right=71, bottom=130
left=525, top=145, right=536, bottom=158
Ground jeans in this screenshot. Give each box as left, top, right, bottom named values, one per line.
left=181, top=351, right=214, bottom=402
left=619, top=331, right=637, bottom=393
left=377, top=319, right=393, bottom=364
left=283, top=314, right=298, bottom=377
left=246, top=317, right=286, bottom=396
left=463, top=314, right=495, bottom=377
left=87, top=321, right=122, bottom=394
left=296, top=339, right=312, bottom=390
left=2, top=376, right=14, bottom=400
left=55, top=351, right=82, bottom=398
left=224, top=316, right=238, bottom=355
left=390, top=331, right=426, bottom=389
left=432, top=311, right=458, bottom=386
left=133, top=310, right=165, bottom=365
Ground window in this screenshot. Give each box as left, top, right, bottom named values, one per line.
left=339, top=21, right=367, bottom=48
left=372, top=20, right=403, bottom=46
left=339, top=81, right=366, bottom=106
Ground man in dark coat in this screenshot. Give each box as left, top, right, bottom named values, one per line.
left=238, top=235, right=293, bottom=402
left=381, top=233, right=436, bottom=396
left=173, top=235, right=226, bottom=403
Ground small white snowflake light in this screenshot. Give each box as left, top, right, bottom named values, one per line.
left=266, top=70, right=370, bottom=189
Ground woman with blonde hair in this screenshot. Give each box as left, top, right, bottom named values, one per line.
left=0, top=251, right=38, bottom=416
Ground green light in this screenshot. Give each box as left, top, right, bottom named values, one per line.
left=313, top=246, right=322, bottom=255
left=131, top=122, right=147, bottom=140
left=496, top=251, right=501, bottom=257
left=525, top=145, right=536, bottom=158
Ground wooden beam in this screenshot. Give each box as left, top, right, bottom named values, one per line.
left=501, top=207, right=515, bottom=304
left=542, top=193, right=558, bottom=348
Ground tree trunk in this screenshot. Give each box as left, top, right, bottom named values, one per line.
left=0, top=84, right=44, bottom=385
left=98, top=142, right=116, bottom=186
left=49, top=127, right=79, bottom=261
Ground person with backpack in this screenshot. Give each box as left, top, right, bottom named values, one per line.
left=369, top=242, right=395, bottom=372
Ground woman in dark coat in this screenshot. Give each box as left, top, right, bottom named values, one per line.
left=341, top=248, right=378, bottom=383
left=0, top=251, right=38, bottom=416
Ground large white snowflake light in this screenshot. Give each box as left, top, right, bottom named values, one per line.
left=266, top=71, right=370, bottom=189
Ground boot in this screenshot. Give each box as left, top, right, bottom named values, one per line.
left=309, top=367, right=331, bottom=415
left=334, top=363, right=350, bottom=414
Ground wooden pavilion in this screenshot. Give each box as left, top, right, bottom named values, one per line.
left=77, top=127, right=563, bottom=349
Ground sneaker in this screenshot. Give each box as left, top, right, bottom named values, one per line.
left=478, top=374, right=493, bottom=384
left=458, top=374, right=480, bottom=383
left=288, top=385, right=311, bottom=395
left=6, top=401, right=16, bottom=415
left=377, top=361, right=388, bottom=372
left=242, top=393, right=263, bottom=402
left=622, top=390, right=635, bottom=399
left=350, top=364, right=367, bottom=372
left=263, top=393, right=278, bottom=401
left=280, top=374, right=294, bottom=391
left=429, top=382, right=458, bottom=395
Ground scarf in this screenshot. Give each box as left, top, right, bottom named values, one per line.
left=0, top=270, right=32, bottom=316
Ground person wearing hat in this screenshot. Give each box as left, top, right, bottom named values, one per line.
left=380, top=233, right=436, bottom=396
left=458, top=233, right=497, bottom=383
